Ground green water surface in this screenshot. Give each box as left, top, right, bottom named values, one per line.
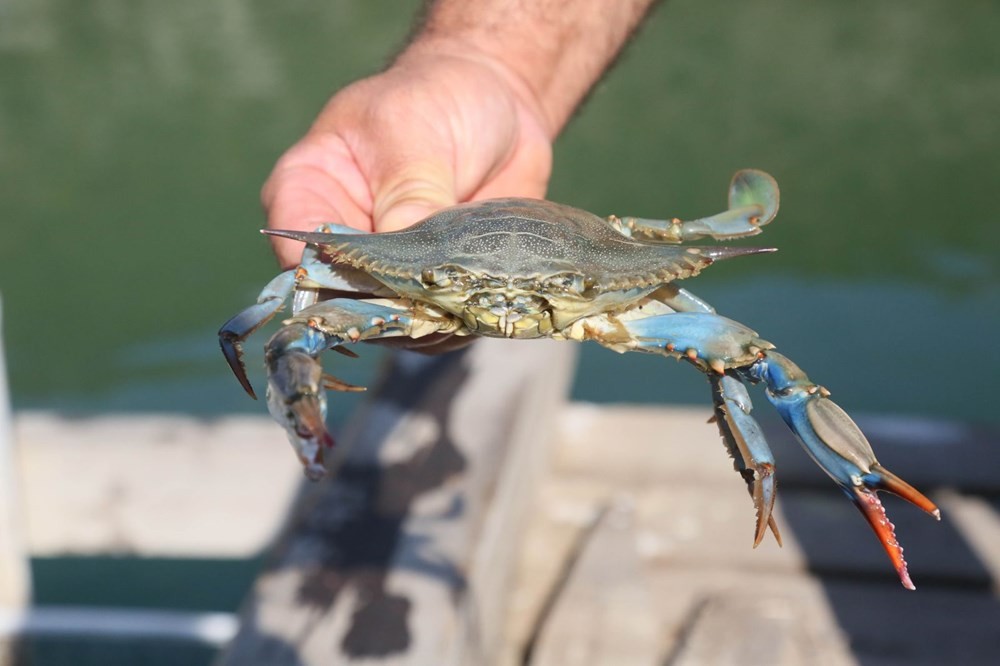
left=1, top=2, right=997, bottom=418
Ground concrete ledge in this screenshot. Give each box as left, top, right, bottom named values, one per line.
left=15, top=412, right=301, bottom=557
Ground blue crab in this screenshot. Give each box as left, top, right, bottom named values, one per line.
left=219, top=169, right=939, bottom=588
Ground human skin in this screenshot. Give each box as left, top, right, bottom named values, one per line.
left=263, top=0, right=659, bottom=268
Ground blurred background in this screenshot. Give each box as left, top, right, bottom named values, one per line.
left=1, top=0, right=998, bottom=663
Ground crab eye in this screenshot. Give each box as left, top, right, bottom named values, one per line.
left=421, top=267, right=453, bottom=288
left=545, top=272, right=586, bottom=294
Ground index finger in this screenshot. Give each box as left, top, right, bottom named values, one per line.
left=262, top=140, right=373, bottom=269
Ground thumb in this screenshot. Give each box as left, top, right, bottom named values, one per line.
left=371, top=159, right=457, bottom=232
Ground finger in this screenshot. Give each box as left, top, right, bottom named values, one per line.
left=371, top=158, right=457, bottom=232
left=262, top=141, right=372, bottom=268
left=264, top=174, right=351, bottom=268
left=470, top=115, right=552, bottom=201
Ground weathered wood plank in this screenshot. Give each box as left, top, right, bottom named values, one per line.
left=217, top=339, right=576, bottom=666
left=554, top=404, right=1000, bottom=492
left=937, top=490, right=1000, bottom=594
left=504, top=402, right=1000, bottom=665
left=529, top=503, right=661, bottom=666
left=758, top=414, right=1000, bottom=491
left=657, top=575, right=857, bottom=666
left=819, top=580, right=1000, bottom=666
left=551, top=404, right=737, bottom=486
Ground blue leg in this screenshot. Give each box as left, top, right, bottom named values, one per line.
left=711, top=374, right=781, bottom=547
left=595, top=307, right=939, bottom=588
left=218, top=270, right=297, bottom=399
left=637, top=288, right=784, bottom=546
left=264, top=298, right=456, bottom=480
left=219, top=225, right=388, bottom=399
left=606, top=310, right=783, bottom=545
left=608, top=170, right=780, bottom=242
left=741, top=351, right=939, bottom=589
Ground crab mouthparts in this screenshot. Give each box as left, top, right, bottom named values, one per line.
left=463, top=292, right=549, bottom=339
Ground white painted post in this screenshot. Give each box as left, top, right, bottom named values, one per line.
left=0, top=295, right=31, bottom=663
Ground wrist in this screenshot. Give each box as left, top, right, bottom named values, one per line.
left=397, top=0, right=658, bottom=137
left=395, top=37, right=558, bottom=139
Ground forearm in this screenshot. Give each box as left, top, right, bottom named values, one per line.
left=399, top=0, right=659, bottom=137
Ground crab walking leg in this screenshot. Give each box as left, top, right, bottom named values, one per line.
left=710, top=374, right=782, bottom=547
left=219, top=224, right=382, bottom=399
left=219, top=270, right=298, bottom=399
left=740, top=351, right=940, bottom=589
left=265, top=298, right=456, bottom=480
left=648, top=285, right=782, bottom=545
left=218, top=264, right=387, bottom=398
left=584, top=311, right=783, bottom=545
left=608, top=169, right=780, bottom=243
left=585, top=310, right=939, bottom=587
left=653, top=283, right=718, bottom=314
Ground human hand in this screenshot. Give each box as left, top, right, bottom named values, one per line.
left=262, top=50, right=554, bottom=269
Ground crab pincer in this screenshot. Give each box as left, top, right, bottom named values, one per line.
left=745, top=351, right=940, bottom=589
left=262, top=323, right=337, bottom=479
left=218, top=270, right=299, bottom=399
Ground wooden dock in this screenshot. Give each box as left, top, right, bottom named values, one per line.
left=500, top=405, right=1000, bottom=665
left=5, top=341, right=1000, bottom=664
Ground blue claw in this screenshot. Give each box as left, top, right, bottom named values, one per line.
left=744, top=351, right=939, bottom=589
left=218, top=269, right=297, bottom=399
left=265, top=323, right=335, bottom=480
left=263, top=298, right=426, bottom=480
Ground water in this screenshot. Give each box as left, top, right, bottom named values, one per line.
left=2, top=0, right=996, bottom=425
left=1, top=0, right=998, bottom=660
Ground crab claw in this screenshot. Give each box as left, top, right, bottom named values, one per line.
left=746, top=351, right=939, bottom=589
left=849, top=465, right=940, bottom=590
left=219, top=298, right=287, bottom=399
left=265, top=323, right=336, bottom=480
left=219, top=325, right=257, bottom=399
left=218, top=270, right=298, bottom=399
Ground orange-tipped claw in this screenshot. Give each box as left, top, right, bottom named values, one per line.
left=871, top=463, right=941, bottom=519
left=850, top=486, right=916, bottom=590
left=264, top=325, right=337, bottom=480
left=747, top=351, right=941, bottom=587
left=850, top=464, right=938, bottom=590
